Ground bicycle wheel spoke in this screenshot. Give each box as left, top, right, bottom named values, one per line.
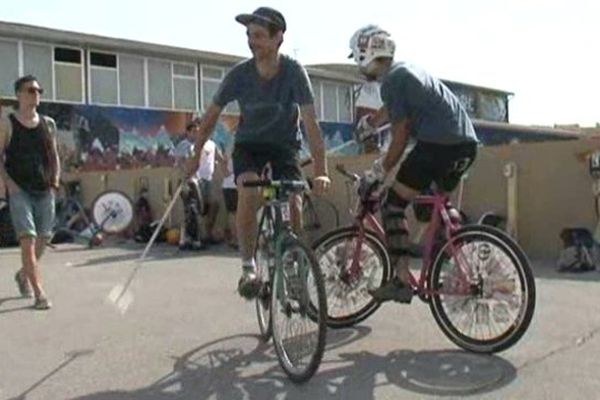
left=271, top=241, right=326, bottom=382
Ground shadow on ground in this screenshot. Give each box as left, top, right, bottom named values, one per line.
left=55, top=242, right=239, bottom=268
left=65, top=327, right=516, bottom=400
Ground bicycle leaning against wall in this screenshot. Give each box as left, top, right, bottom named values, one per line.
left=313, top=163, right=536, bottom=354
left=51, top=180, right=133, bottom=248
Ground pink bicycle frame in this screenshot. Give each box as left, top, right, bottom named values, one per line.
left=346, top=190, right=471, bottom=298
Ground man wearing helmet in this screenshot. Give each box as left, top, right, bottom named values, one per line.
left=187, top=7, right=330, bottom=299
left=349, top=25, right=479, bottom=303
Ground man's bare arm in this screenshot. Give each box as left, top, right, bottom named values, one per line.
left=0, top=118, right=18, bottom=193
left=299, top=104, right=327, bottom=177
left=47, top=118, right=61, bottom=188
left=382, top=118, right=411, bottom=173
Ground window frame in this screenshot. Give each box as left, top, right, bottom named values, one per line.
left=87, top=49, right=119, bottom=106
left=52, top=44, right=85, bottom=104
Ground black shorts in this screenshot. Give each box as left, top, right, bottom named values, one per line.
left=396, top=141, right=477, bottom=192
left=232, top=143, right=303, bottom=182
left=223, top=188, right=238, bottom=213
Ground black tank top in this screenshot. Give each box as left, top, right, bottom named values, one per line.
left=5, top=114, right=53, bottom=193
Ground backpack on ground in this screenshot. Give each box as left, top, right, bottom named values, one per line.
left=557, top=228, right=598, bottom=272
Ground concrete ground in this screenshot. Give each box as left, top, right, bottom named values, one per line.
left=1, top=241, right=599, bottom=400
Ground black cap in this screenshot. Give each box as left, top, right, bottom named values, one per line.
left=235, top=7, right=286, bottom=33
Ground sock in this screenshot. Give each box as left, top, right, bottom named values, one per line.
left=242, top=258, right=256, bottom=270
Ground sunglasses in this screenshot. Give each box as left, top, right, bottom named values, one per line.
left=24, top=87, right=44, bottom=95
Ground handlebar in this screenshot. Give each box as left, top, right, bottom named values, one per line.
left=243, top=179, right=307, bottom=192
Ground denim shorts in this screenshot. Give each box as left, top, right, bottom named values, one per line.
left=9, top=189, right=55, bottom=239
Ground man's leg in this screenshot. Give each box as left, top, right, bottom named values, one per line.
left=235, top=171, right=262, bottom=298
left=370, top=143, right=431, bottom=303
left=289, top=193, right=303, bottom=233
left=20, top=236, right=45, bottom=298
left=369, top=182, right=419, bottom=303
left=35, top=236, right=47, bottom=260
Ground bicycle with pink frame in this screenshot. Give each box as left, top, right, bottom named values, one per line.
left=313, top=163, right=536, bottom=353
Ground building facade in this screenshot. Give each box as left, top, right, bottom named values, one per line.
left=0, top=21, right=579, bottom=175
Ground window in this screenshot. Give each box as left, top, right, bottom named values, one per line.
left=338, top=85, right=353, bottom=123
left=54, top=46, right=83, bottom=102
left=147, top=58, right=172, bottom=109
left=311, top=79, right=322, bottom=119
left=119, top=55, right=145, bottom=107
left=172, top=62, right=197, bottom=110
left=322, top=82, right=338, bottom=122
left=89, top=51, right=118, bottom=105
left=312, top=79, right=354, bottom=123
left=23, top=43, right=53, bottom=100
left=201, top=66, right=223, bottom=111
left=55, top=47, right=81, bottom=63
left=90, top=52, right=116, bottom=68
left=478, top=92, right=507, bottom=122
left=0, top=39, right=19, bottom=97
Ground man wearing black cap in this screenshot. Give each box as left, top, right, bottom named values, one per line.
left=187, top=7, right=330, bottom=299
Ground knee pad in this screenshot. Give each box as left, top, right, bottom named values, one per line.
left=382, top=190, right=410, bottom=257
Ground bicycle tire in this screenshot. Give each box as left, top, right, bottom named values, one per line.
left=271, top=237, right=327, bottom=383
left=313, top=226, right=392, bottom=328
left=302, top=196, right=340, bottom=243
left=255, top=207, right=274, bottom=341
left=429, top=224, right=536, bottom=353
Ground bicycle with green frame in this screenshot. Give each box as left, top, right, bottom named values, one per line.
left=247, top=178, right=328, bottom=383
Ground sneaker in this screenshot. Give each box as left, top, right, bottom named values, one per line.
left=14, top=270, right=33, bottom=298
left=238, top=266, right=261, bottom=300
left=33, top=296, right=52, bottom=310
left=368, top=277, right=413, bottom=303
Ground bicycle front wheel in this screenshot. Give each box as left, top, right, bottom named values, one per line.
left=255, top=207, right=274, bottom=341
left=271, top=237, right=327, bottom=383
left=429, top=225, right=536, bottom=353
left=313, top=226, right=391, bottom=329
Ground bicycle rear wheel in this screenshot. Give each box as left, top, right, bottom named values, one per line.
left=302, top=196, right=339, bottom=243
left=255, top=207, right=274, bottom=341
left=313, top=226, right=391, bottom=328
left=271, top=237, right=327, bottom=383
left=429, top=225, right=536, bottom=353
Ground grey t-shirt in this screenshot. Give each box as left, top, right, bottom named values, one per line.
left=213, top=55, right=314, bottom=150
left=380, top=62, right=478, bottom=145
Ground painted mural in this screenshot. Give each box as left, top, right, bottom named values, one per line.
left=0, top=100, right=358, bottom=173
left=0, top=101, right=238, bottom=173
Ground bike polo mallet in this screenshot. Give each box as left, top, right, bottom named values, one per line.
left=106, top=181, right=185, bottom=314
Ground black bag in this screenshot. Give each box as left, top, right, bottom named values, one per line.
left=0, top=201, right=18, bottom=247
left=557, top=228, right=598, bottom=272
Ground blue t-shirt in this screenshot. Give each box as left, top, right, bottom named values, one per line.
left=213, top=55, right=314, bottom=150
left=380, top=62, right=478, bottom=145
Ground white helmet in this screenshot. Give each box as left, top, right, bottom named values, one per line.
left=348, top=25, right=395, bottom=69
